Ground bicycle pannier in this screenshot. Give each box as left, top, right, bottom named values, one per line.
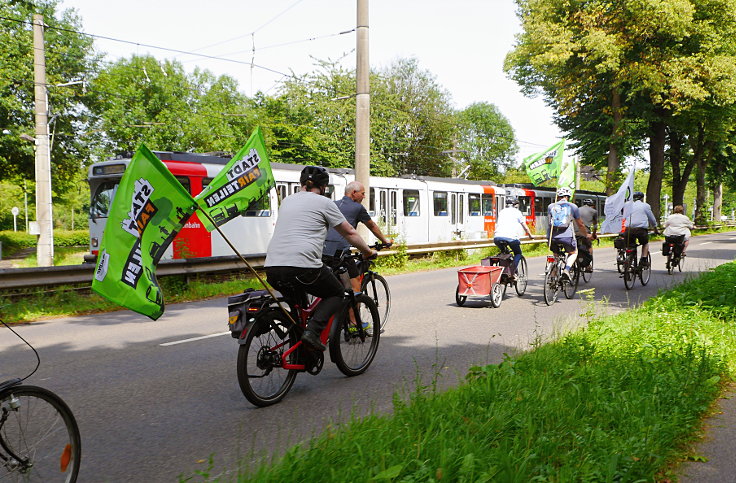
left=227, top=288, right=271, bottom=338
left=614, top=236, right=626, bottom=250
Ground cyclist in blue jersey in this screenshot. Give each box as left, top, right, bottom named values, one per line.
left=547, top=187, right=591, bottom=280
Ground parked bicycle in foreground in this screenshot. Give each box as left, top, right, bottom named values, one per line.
left=229, top=251, right=380, bottom=407
left=0, top=319, right=81, bottom=482
left=543, top=242, right=578, bottom=305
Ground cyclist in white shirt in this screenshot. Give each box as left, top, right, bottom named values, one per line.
left=493, top=197, right=533, bottom=276
left=664, top=205, right=695, bottom=255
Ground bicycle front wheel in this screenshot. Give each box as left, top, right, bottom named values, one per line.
left=514, top=257, right=528, bottom=296
left=639, top=253, right=652, bottom=285
left=0, top=385, right=81, bottom=482
left=237, top=311, right=299, bottom=407
left=361, top=273, right=390, bottom=331
left=543, top=262, right=559, bottom=305
left=330, top=294, right=380, bottom=377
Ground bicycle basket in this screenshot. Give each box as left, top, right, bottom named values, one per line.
left=227, top=289, right=272, bottom=338
left=613, top=236, right=626, bottom=250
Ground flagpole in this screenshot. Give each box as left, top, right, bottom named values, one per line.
left=196, top=207, right=297, bottom=326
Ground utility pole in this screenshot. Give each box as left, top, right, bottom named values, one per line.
left=33, top=14, right=54, bottom=266
left=355, top=0, right=370, bottom=213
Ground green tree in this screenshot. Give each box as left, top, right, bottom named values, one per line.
left=455, top=102, right=518, bottom=179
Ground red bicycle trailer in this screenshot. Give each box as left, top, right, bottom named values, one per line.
left=455, top=265, right=505, bottom=308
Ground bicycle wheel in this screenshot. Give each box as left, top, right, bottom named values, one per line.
left=616, top=250, right=625, bottom=274
left=623, top=256, right=636, bottom=290
left=361, top=273, right=390, bottom=330
left=677, top=252, right=685, bottom=272
left=666, top=253, right=673, bottom=275
left=0, top=385, right=81, bottom=482
left=581, top=257, right=593, bottom=283
left=329, top=294, right=380, bottom=377
left=543, top=261, right=560, bottom=305
left=563, top=263, right=579, bottom=299
left=490, top=283, right=503, bottom=308
left=237, top=311, right=299, bottom=407
left=514, top=257, right=528, bottom=296
left=639, top=253, right=652, bottom=286
left=455, top=285, right=466, bottom=306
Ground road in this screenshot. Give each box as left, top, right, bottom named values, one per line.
left=1, top=232, right=735, bottom=481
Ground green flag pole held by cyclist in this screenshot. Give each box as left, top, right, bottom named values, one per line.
left=547, top=187, right=592, bottom=281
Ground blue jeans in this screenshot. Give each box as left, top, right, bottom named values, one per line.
left=493, top=237, right=522, bottom=269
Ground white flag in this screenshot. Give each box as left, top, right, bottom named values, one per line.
left=600, top=170, right=635, bottom=234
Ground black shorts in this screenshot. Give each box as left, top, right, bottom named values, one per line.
left=622, top=227, right=649, bottom=247
left=322, top=251, right=360, bottom=278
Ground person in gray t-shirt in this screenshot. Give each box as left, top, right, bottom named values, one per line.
left=265, top=166, right=375, bottom=351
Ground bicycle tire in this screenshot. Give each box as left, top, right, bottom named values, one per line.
left=455, top=286, right=466, bottom=306
left=666, top=253, right=673, bottom=275
left=329, top=294, right=380, bottom=377
left=581, top=257, right=593, bottom=283
left=563, top=263, right=578, bottom=299
left=543, top=261, right=559, bottom=305
left=490, top=283, right=503, bottom=308
left=639, top=253, right=652, bottom=286
left=616, top=249, right=625, bottom=274
left=514, top=257, right=528, bottom=296
left=361, top=273, right=391, bottom=330
left=237, top=311, right=298, bottom=407
left=623, top=255, right=636, bottom=290
left=678, top=253, right=684, bottom=272
left=0, top=384, right=81, bottom=482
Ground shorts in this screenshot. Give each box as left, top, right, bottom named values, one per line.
left=548, top=233, right=577, bottom=253
left=622, top=227, right=649, bottom=247
left=322, top=250, right=360, bottom=278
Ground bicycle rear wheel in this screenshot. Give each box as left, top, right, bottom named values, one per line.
left=581, top=257, right=593, bottom=283
left=361, top=273, right=390, bottom=330
left=514, top=257, right=528, bottom=296
left=330, top=294, right=380, bottom=376
left=237, top=311, right=299, bottom=407
left=0, top=384, right=81, bottom=482
left=639, top=253, right=652, bottom=286
left=678, top=254, right=684, bottom=272
left=543, top=262, right=560, bottom=305
left=616, top=249, right=625, bottom=274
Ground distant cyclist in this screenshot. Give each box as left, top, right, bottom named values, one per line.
left=574, top=198, right=598, bottom=271
left=663, top=205, right=695, bottom=256
left=547, top=187, right=591, bottom=280
left=493, top=197, right=533, bottom=277
left=264, top=166, right=376, bottom=351
left=621, top=191, right=658, bottom=268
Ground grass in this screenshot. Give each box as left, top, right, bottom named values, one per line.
left=185, top=259, right=736, bottom=482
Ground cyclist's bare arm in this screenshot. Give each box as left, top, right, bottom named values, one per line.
left=335, top=221, right=376, bottom=258
left=364, top=219, right=393, bottom=246
left=575, top=218, right=591, bottom=238
left=520, top=220, right=533, bottom=238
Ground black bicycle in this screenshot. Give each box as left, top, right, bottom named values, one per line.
left=663, top=234, right=686, bottom=274
left=575, top=236, right=594, bottom=283
left=0, top=320, right=81, bottom=481
left=620, top=240, right=652, bottom=290
left=487, top=242, right=528, bottom=297
left=543, top=242, right=578, bottom=305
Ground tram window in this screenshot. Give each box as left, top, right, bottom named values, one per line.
left=380, top=190, right=387, bottom=225
left=403, top=190, right=420, bottom=216
left=458, top=195, right=464, bottom=224
left=202, top=177, right=213, bottom=189
left=244, top=194, right=271, bottom=217
left=451, top=193, right=457, bottom=224
left=90, top=181, right=118, bottom=218
left=390, top=191, right=397, bottom=225
left=324, top=184, right=335, bottom=199
left=369, top=188, right=376, bottom=216
left=518, top=196, right=531, bottom=215
left=433, top=191, right=448, bottom=216
left=535, top=196, right=553, bottom=215
left=175, top=176, right=191, bottom=194
left=481, top=195, right=494, bottom=216
left=469, top=194, right=481, bottom=216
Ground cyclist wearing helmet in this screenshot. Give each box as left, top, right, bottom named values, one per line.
left=547, top=187, right=591, bottom=280
left=493, top=197, right=533, bottom=276
left=574, top=199, right=598, bottom=271
left=621, top=191, right=657, bottom=267
left=265, top=166, right=376, bottom=351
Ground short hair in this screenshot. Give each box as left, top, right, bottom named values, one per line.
left=673, top=205, right=684, bottom=214
left=345, top=181, right=363, bottom=195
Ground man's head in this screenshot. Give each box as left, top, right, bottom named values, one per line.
left=300, top=166, right=330, bottom=194
left=582, top=199, right=594, bottom=207
left=633, top=191, right=645, bottom=201
left=345, top=181, right=366, bottom=203
left=505, top=197, right=519, bottom=207
left=556, top=187, right=572, bottom=199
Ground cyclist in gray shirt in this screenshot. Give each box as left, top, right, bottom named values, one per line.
left=265, top=166, right=376, bottom=351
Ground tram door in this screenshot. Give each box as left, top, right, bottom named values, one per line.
left=372, top=188, right=399, bottom=239
left=450, top=192, right=465, bottom=237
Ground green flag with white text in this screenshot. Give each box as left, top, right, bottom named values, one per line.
left=557, top=154, right=576, bottom=194
left=194, top=127, right=275, bottom=231
left=92, top=144, right=197, bottom=320
left=523, top=139, right=565, bottom=185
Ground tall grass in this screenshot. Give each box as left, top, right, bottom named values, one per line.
left=218, top=260, right=736, bottom=482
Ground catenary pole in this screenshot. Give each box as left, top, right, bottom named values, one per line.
left=33, top=14, right=54, bottom=267
left=355, top=0, right=370, bottom=218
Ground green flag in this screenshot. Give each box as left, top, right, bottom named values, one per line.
left=92, top=144, right=197, bottom=320
left=557, top=154, right=576, bottom=195
left=194, top=127, right=275, bottom=231
left=523, top=139, right=565, bottom=185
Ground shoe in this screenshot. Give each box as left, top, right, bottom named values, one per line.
left=562, top=268, right=571, bottom=280
left=301, top=330, right=326, bottom=351
left=639, top=258, right=649, bottom=268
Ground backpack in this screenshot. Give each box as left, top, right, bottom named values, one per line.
left=550, top=203, right=572, bottom=228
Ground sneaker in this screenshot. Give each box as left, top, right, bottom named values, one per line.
left=301, top=330, right=326, bottom=351
left=639, top=258, right=649, bottom=268
left=562, top=268, right=572, bottom=280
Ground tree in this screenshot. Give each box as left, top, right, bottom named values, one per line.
left=455, top=102, right=518, bottom=179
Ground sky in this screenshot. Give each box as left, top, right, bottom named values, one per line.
left=57, top=0, right=563, bottom=163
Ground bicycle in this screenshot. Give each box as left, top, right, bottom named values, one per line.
left=663, top=234, right=686, bottom=274
left=543, top=242, right=578, bottom=305
left=356, top=243, right=391, bottom=331
left=485, top=241, right=528, bottom=297
left=575, top=235, right=594, bottom=283
left=231, top=254, right=380, bottom=407
left=620, top=238, right=652, bottom=290
left=0, top=319, right=81, bottom=482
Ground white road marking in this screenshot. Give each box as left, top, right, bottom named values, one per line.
left=700, top=241, right=713, bottom=245
left=160, top=332, right=230, bottom=347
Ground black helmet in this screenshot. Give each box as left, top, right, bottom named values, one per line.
left=300, top=166, right=330, bottom=187
left=633, top=191, right=644, bottom=201
left=505, top=197, right=519, bottom=206
left=583, top=199, right=594, bottom=206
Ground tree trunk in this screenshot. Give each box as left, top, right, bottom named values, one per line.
left=646, top=120, right=666, bottom=222
left=605, top=88, right=623, bottom=195
left=668, top=130, right=695, bottom=206
left=713, top=182, right=723, bottom=223
left=693, top=127, right=708, bottom=225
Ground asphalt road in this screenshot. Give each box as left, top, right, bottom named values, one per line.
left=1, top=231, right=735, bottom=482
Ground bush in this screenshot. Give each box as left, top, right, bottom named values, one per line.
left=0, top=230, right=88, bottom=258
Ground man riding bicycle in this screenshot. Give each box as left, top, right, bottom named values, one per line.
left=621, top=191, right=658, bottom=268
left=323, top=180, right=393, bottom=293
left=573, top=198, right=598, bottom=272
left=264, top=166, right=376, bottom=351
left=547, top=187, right=591, bottom=280
left=493, top=197, right=533, bottom=278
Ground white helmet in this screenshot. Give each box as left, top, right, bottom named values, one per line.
left=556, top=187, right=572, bottom=198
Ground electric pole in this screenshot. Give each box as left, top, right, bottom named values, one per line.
left=355, top=0, right=370, bottom=211
left=33, top=14, right=54, bottom=266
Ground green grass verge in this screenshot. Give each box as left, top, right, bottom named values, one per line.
left=196, top=260, right=736, bottom=482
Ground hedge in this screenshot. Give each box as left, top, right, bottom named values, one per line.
left=0, top=230, right=88, bottom=257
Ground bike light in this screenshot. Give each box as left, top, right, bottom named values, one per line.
left=91, top=237, right=98, bottom=248
left=247, top=306, right=260, bottom=312
left=547, top=256, right=555, bottom=263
